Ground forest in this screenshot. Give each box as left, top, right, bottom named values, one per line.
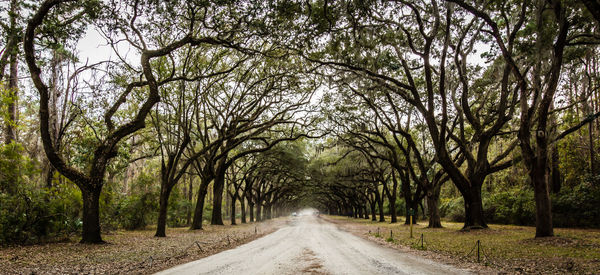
left=1, top=0, right=599, bottom=248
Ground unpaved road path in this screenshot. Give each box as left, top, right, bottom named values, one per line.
left=155, top=215, right=470, bottom=275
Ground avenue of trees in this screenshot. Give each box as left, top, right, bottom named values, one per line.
left=0, top=0, right=599, bottom=244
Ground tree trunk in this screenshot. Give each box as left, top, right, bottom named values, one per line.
left=211, top=164, right=226, bottom=225
left=370, top=200, right=376, bottom=221
left=81, top=188, right=103, bottom=243
left=191, top=181, right=209, bottom=230
left=389, top=172, right=400, bottom=223
left=363, top=205, right=369, bottom=219
left=426, top=184, right=443, bottom=228
left=256, top=203, right=262, bottom=221
left=187, top=177, right=193, bottom=225
left=532, top=163, right=554, bottom=237
left=240, top=197, right=246, bottom=223
left=375, top=191, right=385, bottom=222
left=462, top=184, right=487, bottom=229
left=389, top=196, right=397, bottom=223
left=155, top=184, right=172, bottom=237
left=3, top=2, right=18, bottom=145
left=249, top=203, right=255, bottom=222
left=230, top=194, right=236, bottom=225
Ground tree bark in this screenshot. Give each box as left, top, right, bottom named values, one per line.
left=389, top=195, right=397, bottom=223
left=248, top=203, right=255, bottom=222
left=462, top=184, right=486, bottom=229
left=256, top=203, right=262, bottom=221
left=155, top=184, right=172, bottom=237
left=426, top=184, right=443, bottom=228
left=191, top=180, right=209, bottom=230
left=375, top=190, right=385, bottom=222
left=532, top=163, right=554, bottom=237
left=369, top=200, right=376, bottom=221
left=187, top=177, right=193, bottom=225
left=3, top=0, right=18, bottom=145
left=211, top=160, right=227, bottom=225
left=230, top=194, right=237, bottom=225
left=240, top=197, right=247, bottom=223
left=81, top=188, right=103, bottom=243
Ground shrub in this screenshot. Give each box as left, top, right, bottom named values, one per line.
left=440, top=197, right=465, bottom=222
left=483, top=187, right=535, bottom=226
left=116, top=192, right=156, bottom=230
left=552, top=177, right=600, bottom=228
left=0, top=183, right=82, bottom=245
left=113, top=171, right=159, bottom=230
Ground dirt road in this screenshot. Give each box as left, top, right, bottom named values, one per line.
left=155, top=215, right=470, bottom=275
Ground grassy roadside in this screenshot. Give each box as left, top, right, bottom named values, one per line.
left=325, top=215, right=600, bottom=274
left=0, top=218, right=285, bottom=275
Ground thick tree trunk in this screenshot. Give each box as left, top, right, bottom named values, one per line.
left=211, top=166, right=226, bottom=225
left=241, top=197, right=247, bottom=223
left=191, top=182, right=209, bottom=230
left=363, top=205, right=369, bottom=219
left=370, top=200, right=376, bottom=221
left=389, top=196, right=397, bottom=223
left=375, top=191, right=385, bottom=222
left=532, top=164, right=554, bottom=237
left=249, top=203, right=255, bottom=222
left=426, top=184, right=443, bottom=228
left=155, top=184, right=172, bottom=237
left=462, top=184, right=487, bottom=229
left=256, top=203, right=262, bottom=221
left=81, top=188, right=103, bottom=243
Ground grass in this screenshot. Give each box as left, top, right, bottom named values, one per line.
left=327, top=215, right=600, bottom=274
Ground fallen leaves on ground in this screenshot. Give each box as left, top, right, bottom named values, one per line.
left=324, top=215, right=600, bottom=275
left=0, top=219, right=284, bottom=275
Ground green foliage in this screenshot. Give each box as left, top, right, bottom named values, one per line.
left=552, top=176, right=600, bottom=228
left=115, top=192, right=156, bottom=230
left=112, top=171, right=159, bottom=230
left=167, top=188, right=191, bottom=228
left=0, top=143, right=37, bottom=194
left=484, top=188, right=536, bottom=226
left=0, top=179, right=82, bottom=245
left=440, top=181, right=600, bottom=228
left=440, top=197, right=465, bottom=222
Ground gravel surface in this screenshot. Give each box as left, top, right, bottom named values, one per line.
left=155, top=215, right=471, bottom=275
